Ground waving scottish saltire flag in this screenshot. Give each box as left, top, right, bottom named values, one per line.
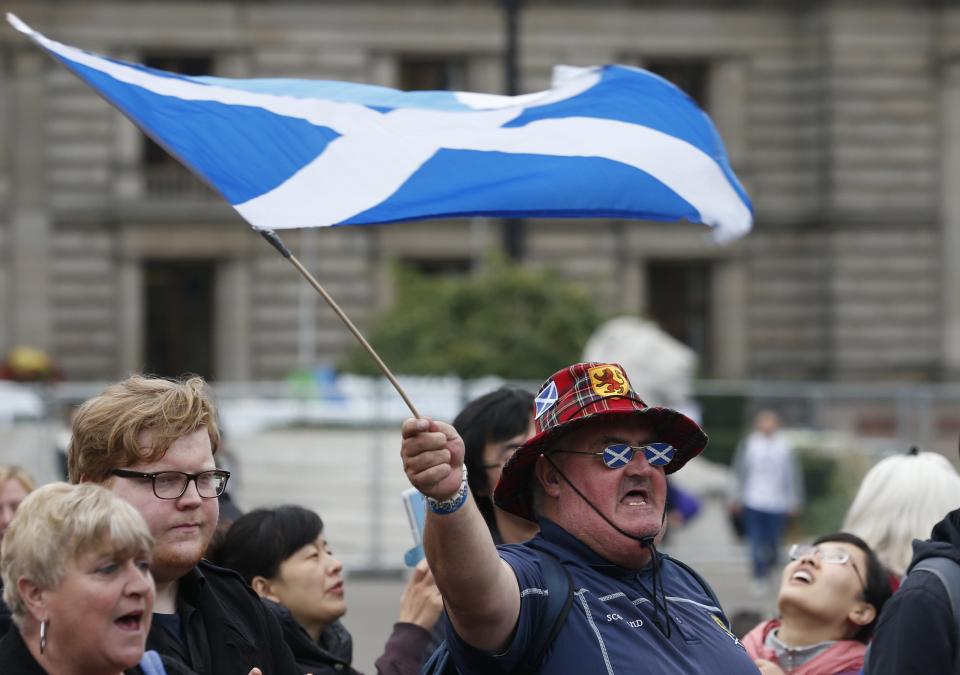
left=8, top=13, right=753, bottom=240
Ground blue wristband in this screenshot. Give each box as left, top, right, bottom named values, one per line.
left=426, top=465, right=468, bottom=515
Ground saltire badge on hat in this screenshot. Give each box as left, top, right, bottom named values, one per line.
left=534, top=380, right=559, bottom=419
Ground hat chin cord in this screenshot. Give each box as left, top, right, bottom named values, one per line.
left=543, top=454, right=672, bottom=638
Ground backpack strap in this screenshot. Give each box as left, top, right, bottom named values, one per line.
left=418, top=641, right=453, bottom=675
left=911, top=557, right=960, bottom=673
left=514, top=547, right=575, bottom=674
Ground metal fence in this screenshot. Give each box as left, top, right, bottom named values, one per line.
left=694, top=379, right=960, bottom=459
left=3, top=376, right=959, bottom=570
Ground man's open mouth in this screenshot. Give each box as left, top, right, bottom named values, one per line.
left=621, top=488, right=648, bottom=506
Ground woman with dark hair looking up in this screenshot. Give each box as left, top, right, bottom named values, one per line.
left=742, top=532, right=893, bottom=675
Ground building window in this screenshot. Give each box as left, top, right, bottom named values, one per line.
left=141, top=54, right=214, bottom=196
left=644, top=60, right=710, bottom=111
left=645, top=260, right=713, bottom=375
left=143, top=260, right=216, bottom=379
left=403, top=257, right=473, bottom=277
left=398, top=56, right=467, bottom=91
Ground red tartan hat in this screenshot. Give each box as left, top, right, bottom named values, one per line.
left=493, top=362, right=707, bottom=521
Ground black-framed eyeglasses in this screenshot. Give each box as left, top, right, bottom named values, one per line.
left=554, top=442, right=676, bottom=469
left=789, top=544, right=866, bottom=593
left=111, top=469, right=231, bottom=500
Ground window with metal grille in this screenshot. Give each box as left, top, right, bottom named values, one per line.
left=646, top=260, right=713, bottom=375
left=645, top=59, right=711, bottom=111
left=397, top=56, right=467, bottom=91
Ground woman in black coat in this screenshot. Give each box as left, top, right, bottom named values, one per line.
left=214, top=505, right=442, bottom=675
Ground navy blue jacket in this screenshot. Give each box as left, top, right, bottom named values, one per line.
left=446, top=518, right=759, bottom=674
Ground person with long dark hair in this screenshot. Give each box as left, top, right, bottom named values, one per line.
left=455, top=388, right=537, bottom=545
left=214, top=505, right=442, bottom=675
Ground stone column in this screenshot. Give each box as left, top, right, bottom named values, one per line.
left=712, top=257, right=747, bottom=379
left=107, top=48, right=142, bottom=201
left=709, top=58, right=748, bottom=171
left=0, top=46, right=10, bottom=356
left=215, top=256, right=252, bottom=381
left=710, top=59, right=749, bottom=378
left=941, top=59, right=960, bottom=374
left=367, top=52, right=395, bottom=87
left=118, top=256, right=143, bottom=375
left=9, top=47, right=51, bottom=350
left=634, top=258, right=649, bottom=316
left=0, top=46, right=8, bottom=205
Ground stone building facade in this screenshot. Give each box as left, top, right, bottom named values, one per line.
left=1, top=0, right=957, bottom=383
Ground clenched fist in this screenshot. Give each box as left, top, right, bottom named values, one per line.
left=401, top=418, right=465, bottom=500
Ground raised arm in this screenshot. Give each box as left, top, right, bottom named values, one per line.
left=372, top=560, right=442, bottom=675
left=400, top=417, right=521, bottom=652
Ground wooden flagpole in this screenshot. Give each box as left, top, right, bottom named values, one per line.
left=259, top=229, right=421, bottom=419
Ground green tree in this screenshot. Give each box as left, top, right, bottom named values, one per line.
left=340, top=258, right=605, bottom=379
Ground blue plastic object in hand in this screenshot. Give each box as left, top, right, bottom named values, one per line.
left=402, top=488, right=426, bottom=567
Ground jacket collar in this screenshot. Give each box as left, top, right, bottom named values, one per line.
left=532, top=517, right=660, bottom=578
left=261, top=597, right=352, bottom=667
left=0, top=625, right=47, bottom=675
left=176, top=564, right=207, bottom=606
left=743, top=618, right=867, bottom=675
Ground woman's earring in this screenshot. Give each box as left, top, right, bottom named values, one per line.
left=39, top=619, right=47, bottom=654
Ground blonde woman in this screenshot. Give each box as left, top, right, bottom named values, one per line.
left=0, top=465, right=34, bottom=541
left=0, top=464, right=35, bottom=636
left=0, top=482, right=162, bottom=674
left=843, top=449, right=960, bottom=581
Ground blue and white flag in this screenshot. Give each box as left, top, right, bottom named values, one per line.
left=7, top=13, right=753, bottom=240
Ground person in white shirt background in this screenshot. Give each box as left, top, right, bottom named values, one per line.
left=731, top=410, right=805, bottom=593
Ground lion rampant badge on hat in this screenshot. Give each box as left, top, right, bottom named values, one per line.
left=494, top=361, right=708, bottom=521
left=587, top=364, right=629, bottom=397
